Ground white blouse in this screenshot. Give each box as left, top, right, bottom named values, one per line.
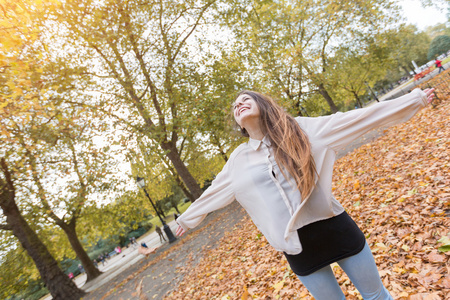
left=176, top=89, right=428, bottom=254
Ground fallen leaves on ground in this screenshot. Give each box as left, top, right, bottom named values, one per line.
left=164, top=94, right=450, bottom=299
left=98, top=222, right=212, bottom=300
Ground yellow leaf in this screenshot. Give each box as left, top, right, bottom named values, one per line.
left=273, top=279, right=285, bottom=294
left=393, top=266, right=407, bottom=274
left=397, top=292, right=409, bottom=298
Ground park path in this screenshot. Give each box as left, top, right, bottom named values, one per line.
left=82, top=200, right=247, bottom=300
left=40, top=221, right=179, bottom=300
left=379, top=60, right=450, bottom=101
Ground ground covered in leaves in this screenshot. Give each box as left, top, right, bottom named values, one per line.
left=82, top=201, right=247, bottom=300
left=164, top=97, right=450, bottom=299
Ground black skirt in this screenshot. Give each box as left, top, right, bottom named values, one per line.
left=283, top=211, right=366, bottom=276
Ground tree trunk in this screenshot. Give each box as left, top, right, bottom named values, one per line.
left=217, top=148, right=228, bottom=163
left=1, top=159, right=85, bottom=299
left=210, top=134, right=229, bottom=163
left=407, top=65, right=416, bottom=75
left=1, top=202, right=85, bottom=299
left=155, top=201, right=166, bottom=218
left=401, top=65, right=412, bottom=77
left=172, top=204, right=181, bottom=214
left=162, top=142, right=203, bottom=200
left=291, top=95, right=305, bottom=117
left=317, top=83, right=338, bottom=113
left=59, top=221, right=102, bottom=282
left=352, top=91, right=363, bottom=108
left=295, top=102, right=305, bottom=117
left=174, top=176, right=195, bottom=202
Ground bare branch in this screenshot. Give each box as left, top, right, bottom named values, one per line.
left=172, top=1, right=217, bottom=60
left=0, top=223, right=12, bottom=230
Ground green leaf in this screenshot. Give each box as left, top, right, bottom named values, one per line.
left=438, top=245, right=450, bottom=253
left=437, top=236, right=450, bottom=252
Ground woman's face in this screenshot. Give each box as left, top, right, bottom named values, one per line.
left=233, top=93, right=261, bottom=128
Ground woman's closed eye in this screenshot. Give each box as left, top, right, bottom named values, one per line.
left=233, top=97, right=249, bottom=110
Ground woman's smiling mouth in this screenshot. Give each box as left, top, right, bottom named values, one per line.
left=239, top=107, right=249, bottom=115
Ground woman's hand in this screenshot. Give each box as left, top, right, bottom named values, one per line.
left=176, top=225, right=187, bottom=236
left=423, top=88, right=435, bottom=104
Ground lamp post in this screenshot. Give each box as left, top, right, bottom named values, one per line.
left=136, top=176, right=177, bottom=243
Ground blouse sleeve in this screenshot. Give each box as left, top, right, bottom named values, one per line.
left=296, top=88, right=428, bottom=152
left=176, top=155, right=235, bottom=231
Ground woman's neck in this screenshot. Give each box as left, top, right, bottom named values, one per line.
left=246, top=126, right=264, bottom=141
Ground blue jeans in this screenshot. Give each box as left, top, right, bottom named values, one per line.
left=297, top=242, right=393, bottom=300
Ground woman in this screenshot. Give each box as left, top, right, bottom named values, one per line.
left=176, top=88, right=435, bottom=299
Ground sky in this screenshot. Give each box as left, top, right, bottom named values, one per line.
left=399, top=0, right=448, bottom=30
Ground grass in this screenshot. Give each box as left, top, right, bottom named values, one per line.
left=441, top=56, right=450, bottom=65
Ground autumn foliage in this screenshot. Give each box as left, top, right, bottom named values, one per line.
left=165, top=92, right=450, bottom=299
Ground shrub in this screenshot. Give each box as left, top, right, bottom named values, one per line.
left=427, top=35, right=450, bottom=60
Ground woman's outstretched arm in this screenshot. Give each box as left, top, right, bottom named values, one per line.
left=175, top=151, right=237, bottom=236
left=296, top=88, right=434, bottom=152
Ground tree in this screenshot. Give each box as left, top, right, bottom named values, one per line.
left=129, top=129, right=225, bottom=208
left=0, top=0, right=85, bottom=298
left=222, top=0, right=400, bottom=114
left=0, top=159, right=85, bottom=299
left=1, top=49, right=116, bottom=282
left=189, top=53, right=250, bottom=162
left=46, top=0, right=230, bottom=201
left=327, top=45, right=389, bottom=108
left=427, top=35, right=450, bottom=59
left=20, top=109, right=114, bottom=282
left=424, top=22, right=450, bottom=39
left=384, top=25, right=430, bottom=77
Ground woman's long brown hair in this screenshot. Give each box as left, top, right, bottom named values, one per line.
left=236, top=91, right=316, bottom=200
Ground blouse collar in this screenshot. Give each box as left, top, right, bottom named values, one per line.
left=248, top=135, right=271, bottom=150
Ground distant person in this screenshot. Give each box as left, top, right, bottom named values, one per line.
left=129, top=237, right=138, bottom=249
left=155, top=226, right=166, bottom=243
left=98, top=254, right=105, bottom=266
left=176, top=89, right=435, bottom=299
left=435, top=59, right=445, bottom=73
left=78, top=263, right=84, bottom=273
